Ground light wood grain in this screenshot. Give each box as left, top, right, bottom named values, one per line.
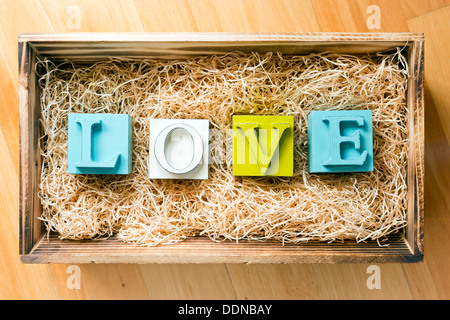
left=0, top=0, right=54, bottom=173
left=398, top=0, right=450, bottom=19
left=226, top=264, right=322, bottom=299
left=0, top=0, right=449, bottom=300
left=138, top=264, right=237, bottom=299
left=39, top=0, right=144, bottom=32
left=402, top=85, right=450, bottom=299
left=313, top=264, right=413, bottom=300
left=51, top=264, right=150, bottom=299
left=407, top=7, right=450, bottom=144
left=134, top=0, right=321, bottom=32
left=0, top=126, right=59, bottom=299
left=0, top=65, right=19, bottom=172
left=0, top=0, right=59, bottom=300
left=402, top=5, right=450, bottom=300
left=204, top=0, right=321, bottom=32
left=312, top=0, right=409, bottom=32
left=406, top=11, right=450, bottom=297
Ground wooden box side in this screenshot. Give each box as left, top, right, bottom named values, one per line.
left=405, top=38, right=425, bottom=257
left=22, top=32, right=425, bottom=61
left=19, top=41, right=44, bottom=255
left=22, top=233, right=418, bottom=264
left=18, top=33, right=425, bottom=263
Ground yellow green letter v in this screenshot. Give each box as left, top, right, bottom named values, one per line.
left=236, top=122, right=291, bottom=175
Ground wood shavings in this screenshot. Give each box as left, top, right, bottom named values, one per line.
left=37, top=50, right=409, bottom=246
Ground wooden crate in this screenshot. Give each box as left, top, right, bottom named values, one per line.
left=19, top=33, right=424, bottom=264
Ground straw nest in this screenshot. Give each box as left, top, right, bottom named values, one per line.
left=37, top=50, right=409, bottom=246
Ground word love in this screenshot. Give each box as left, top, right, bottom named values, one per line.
left=67, top=110, right=373, bottom=178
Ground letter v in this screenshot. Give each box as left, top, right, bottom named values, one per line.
left=236, top=122, right=290, bottom=175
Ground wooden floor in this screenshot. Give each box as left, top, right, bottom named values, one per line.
left=1, top=0, right=449, bottom=300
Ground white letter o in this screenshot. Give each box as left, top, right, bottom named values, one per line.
left=154, top=123, right=204, bottom=174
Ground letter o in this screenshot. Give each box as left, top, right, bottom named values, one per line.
left=154, top=123, right=204, bottom=174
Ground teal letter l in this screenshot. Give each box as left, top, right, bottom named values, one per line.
left=75, top=118, right=120, bottom=168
